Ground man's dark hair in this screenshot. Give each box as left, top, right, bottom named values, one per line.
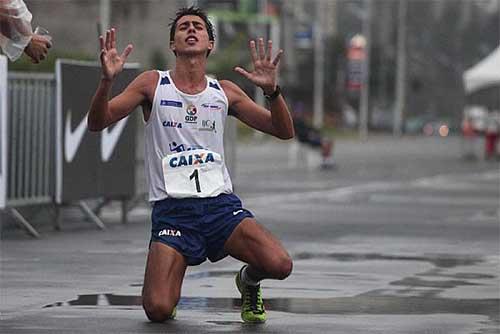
left=169, top=6, right=215, bottom=56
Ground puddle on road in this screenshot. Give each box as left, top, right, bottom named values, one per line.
left=417, top=269, right=496, bottom=280
left=390, top=277, right=481, bottom=289
left=42, top=252, right=497, bottom=323
left=293, top=252, right=483, bottom=268
left=43, top=293, right=499, bottom=320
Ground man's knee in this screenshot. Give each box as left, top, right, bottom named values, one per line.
left=143, top=297, right=177, bottom=322
left=271, top=254, right=293, bottom=280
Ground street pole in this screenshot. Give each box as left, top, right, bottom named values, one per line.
left=359, top=0, right=372, bottom=141
left=254, top=0, right=268, bottom=108
left=99, top=0, right=110, bottom=35
left=313, top=0, right=325, bottom=129
left=393, top=0, right=407, bottom=137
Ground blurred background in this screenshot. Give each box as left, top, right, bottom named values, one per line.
left=2, top=2, right=500, bottom=332
left=11, top=0, right=500, bottom=141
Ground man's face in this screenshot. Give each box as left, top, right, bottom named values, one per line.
left=170, top=15, right=213, bottom=56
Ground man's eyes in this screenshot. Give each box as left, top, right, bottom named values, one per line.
left=179, top=23, right=204, bottom=30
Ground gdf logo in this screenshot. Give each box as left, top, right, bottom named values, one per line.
left=185, top=104, right=198, bottom=124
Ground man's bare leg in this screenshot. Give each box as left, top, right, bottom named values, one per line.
left=224, top=218, right=292, bottom=283
left=142, top=242, right=187, bottom=322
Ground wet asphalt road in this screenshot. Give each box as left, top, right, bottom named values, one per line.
left=1, top=135, right=499, bottom=333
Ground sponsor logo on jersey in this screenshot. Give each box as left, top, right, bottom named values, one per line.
left=210, top=104, right=223, bottom=111
left=169, top=152, right=215, bottom=168
left=199, top=119, right=216, bottom=132
left=169, top=142, right=205, bottom=153
left=186, top=104, right=197, bottom=115
left=160, top=100, right=182, bottom=108
left=162, top=120, right=183, bottom=128
left=185, top=104, right=198, bottom=124
left=201, top=103, right=223, bottom=112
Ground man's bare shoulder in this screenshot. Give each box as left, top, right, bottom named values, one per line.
left=219, top=79, right=241, bottom=93
left=126, top=70, right=159, bottom=100
left=219, top=79, right=246, bottom=103
left=134, top=70, right=159, bottom=87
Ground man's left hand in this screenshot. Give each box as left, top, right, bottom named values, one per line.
left=234, top=38, right=283, bottom=95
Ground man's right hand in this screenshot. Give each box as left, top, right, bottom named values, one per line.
left=24, top=34, right=52, bottom=63
left=99, top=28, right=133, bottom=81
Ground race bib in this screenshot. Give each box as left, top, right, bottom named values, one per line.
left=162, top=149, right=225, bottom=198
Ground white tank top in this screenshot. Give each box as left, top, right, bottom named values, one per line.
left=144, top=70, right=233, bottom=202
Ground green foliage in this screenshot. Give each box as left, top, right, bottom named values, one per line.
left=207, top=31, right=253, bottom=93
left=150, top=48, right=167, bottom=70
left=8, top=50, right=95, bottom=72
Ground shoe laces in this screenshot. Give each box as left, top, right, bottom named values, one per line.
left=243, top=284, right=264, bottom=314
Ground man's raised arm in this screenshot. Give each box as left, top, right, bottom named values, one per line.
left=88, top=27, right=147, bottom=132
left=224, top=38, right=294, bottom=140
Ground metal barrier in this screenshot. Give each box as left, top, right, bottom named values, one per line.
left=4, top=69, right=138, bottom=237
left=7, top=72, right=55, bottom=207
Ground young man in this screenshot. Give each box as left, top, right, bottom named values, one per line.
left=88, top=7, right=294, bottom=323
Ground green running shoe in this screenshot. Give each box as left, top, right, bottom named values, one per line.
left=168, top=306, right=177, bottom=320
left=235, top=266, right=267, bottom=323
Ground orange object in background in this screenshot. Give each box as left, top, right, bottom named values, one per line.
left=462, top=119, right=475, bottom=138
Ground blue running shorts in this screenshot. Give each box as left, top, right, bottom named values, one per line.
left=150, top=193, right=254, bottom=266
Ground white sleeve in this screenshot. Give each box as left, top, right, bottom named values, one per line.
left=0, top=0, right=33, bottom=61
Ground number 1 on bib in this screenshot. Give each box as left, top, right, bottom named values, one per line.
left=189, top=169, right=201, bottom=193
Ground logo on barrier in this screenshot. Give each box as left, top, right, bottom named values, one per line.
left=65, top=110, right=128, bottom=163
left=101, top=118, right=128, bottom=162
left=65, top=110, right=89, bottom=163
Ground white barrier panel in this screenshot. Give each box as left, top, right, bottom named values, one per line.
left=0, top=55, right=7, bottom=209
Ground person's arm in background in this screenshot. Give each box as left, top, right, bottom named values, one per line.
left=0, top=0, right=51, bottom=63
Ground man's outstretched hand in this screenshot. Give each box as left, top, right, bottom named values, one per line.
left=99, top=28, right=133, bottom=81
left=234, top=38, right=283, bottom=95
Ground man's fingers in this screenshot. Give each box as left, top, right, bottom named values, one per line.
left=234, top=66, right=251, bottom=80
left=120, top=44, right=133, bottom=60
left=272, top=49, right=284, bottom=66
left=105, top=30, right=111, bottom=50
left=258, top=38, right=265, bottom=60
left=110, top=28, right=116, bottom=49
left=100, top=48, right=106, bottom=64
left=249, top=40, right=258, bottom=63
left=99, top=35, right=105, bottom=50
left=266, top=40, right=272, bottom=61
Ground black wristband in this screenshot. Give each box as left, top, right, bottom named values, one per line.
left=263, top=85, right=281, bottom=101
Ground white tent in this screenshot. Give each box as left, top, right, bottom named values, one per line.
left=463, top=46, right=500, bottom=94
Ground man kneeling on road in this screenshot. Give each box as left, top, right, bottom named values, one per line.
left=88, top=6, right=294, bottom=323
